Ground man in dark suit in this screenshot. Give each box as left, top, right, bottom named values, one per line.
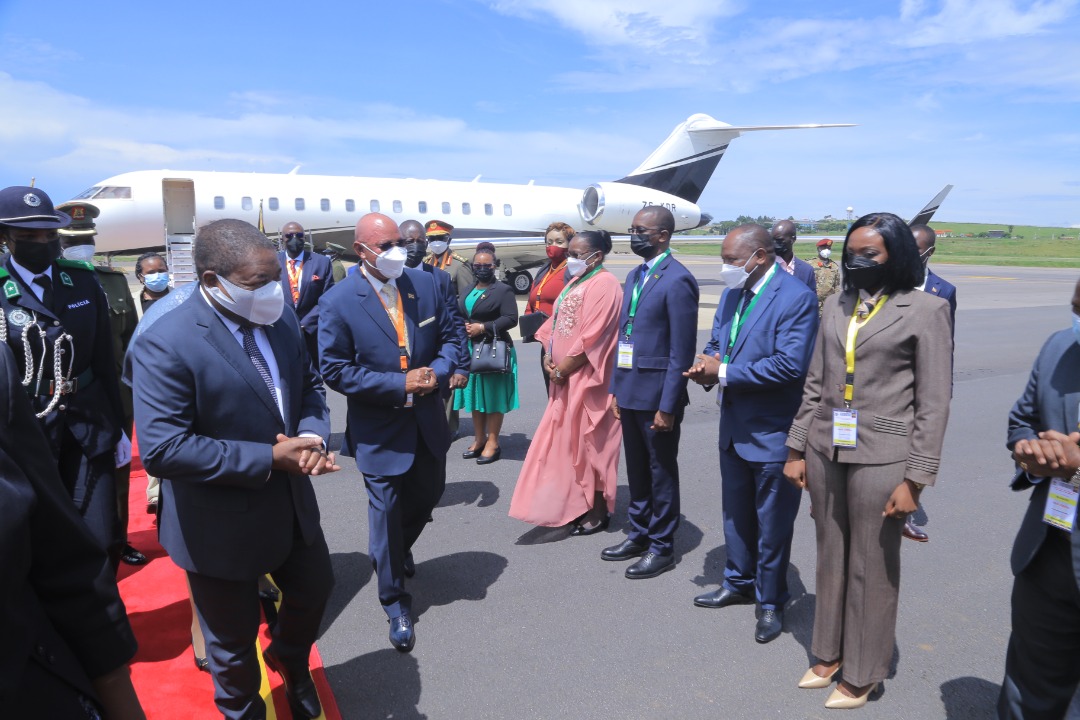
left=998, top=277, right=1080, bottom=719
left=319, top=212, right=464, bottom=652
left=602, top=206, right=699, bottom=579
left=0, top=186, right=127, bottom=566
left=770, top=220, right=817, bottom=291
left=279, top=221, right=334, bottom=362
left=133, top=219, right=338, bottom=720
left=685, top=224, right=819, bottom=643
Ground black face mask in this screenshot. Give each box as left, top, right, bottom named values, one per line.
left=773, top=240, right=791, bottom=257
left=405, top=243, right=426, bottom=268
left=285, top=238, right=305, bottom=257
left=630, top=233, right=655, bottom=258
left=12, top=239, right=60, bottom=274
left=474, top=267, right=496, bottom=283
left=844, top=255, right=888, bottom=290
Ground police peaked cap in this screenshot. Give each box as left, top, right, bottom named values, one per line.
left=0, top=186, right=72, bottom=229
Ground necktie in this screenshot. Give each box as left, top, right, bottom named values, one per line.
left=33, top=275, right=53, bottom=311
left=287, top=259, right=301, bottom=304
left=381, top=284, right=409, bottom=352
left=240, top=327, right=277, bottom=402
left=739, top=287, right=755, bottom=313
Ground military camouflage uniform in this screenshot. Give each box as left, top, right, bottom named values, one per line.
left=813, top=258, right=841, bottom=315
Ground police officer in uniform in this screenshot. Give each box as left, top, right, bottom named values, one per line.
left=812, top=237, right=841, bottom=316
left=57, top=201, right=147, bottom=566
left=423, top=220, right=475, bottom=302
left=0, top=186, right=127, bottom=567
left=324, top=242, right=348, bottom=283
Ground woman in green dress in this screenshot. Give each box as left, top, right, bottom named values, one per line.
left=455, top=249, right=519, bottom=464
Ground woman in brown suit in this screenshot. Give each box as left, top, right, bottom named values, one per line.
left=783, top=212, right=953, bottom=709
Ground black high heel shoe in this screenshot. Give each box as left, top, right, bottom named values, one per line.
left=571, top=514, right=610, bottom=536
left=476, top=447, right=501, bottom=465
left=462, top=446, right=484, bottom=460
left=192, top=635, right=209, bottom=672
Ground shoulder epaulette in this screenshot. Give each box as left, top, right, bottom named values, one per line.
left=94, top=264, right=127, bottom=275
left=0, top=267, right=9, bottom=281
left=56, top=258, right=95, bottom=272
left=452, top=252, right=470, bottom=265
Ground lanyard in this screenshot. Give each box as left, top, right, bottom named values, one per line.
left=549, top=266, right=604, bottom=354
left=624, top=249, right=671, bottom=339
left=372, top=280, right=409, bottom=371
left=723, top=264, right=776, bottom=364
left=843, top=294, right=889, bottom=405
left=529, top=260, right=566, bottom=312
left=287, top=259, right=302, bottom=302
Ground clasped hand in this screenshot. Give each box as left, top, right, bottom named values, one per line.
left=272, top=434, right=341, bottom=476
left=405, top=367, right=439, bottom=395
left=683, top=353, right=721, bottom=385
left=1014, top=430, right=1080, bottom=478
left=465, top=322, right=486, bottom=339
left=784, top=450, right=923, bottom=519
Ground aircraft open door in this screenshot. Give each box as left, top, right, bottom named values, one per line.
left=163, top=179, right=197, bottom=285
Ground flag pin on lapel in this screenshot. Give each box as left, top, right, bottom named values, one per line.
left=407, top=293, right=416, bottom=299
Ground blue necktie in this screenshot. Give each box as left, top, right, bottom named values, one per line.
left=240, top=327, right=277, bottom=401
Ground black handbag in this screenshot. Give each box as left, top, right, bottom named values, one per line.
left=519, top=311, right=549, bottom=343
left=471, top=339, right=511, bottom=374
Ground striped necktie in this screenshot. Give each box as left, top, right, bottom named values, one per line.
left=240, top=327, right=277, bottom=401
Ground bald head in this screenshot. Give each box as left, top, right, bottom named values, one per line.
left=281, top=220, right=306, bottom=258
left=355, top=213, right=399, bottom=246
left=638, top=206, right=675, bottom=235
left=910, top=224, right=936, bottom=255
left=728, top=223, right=773, bottom=253
left=400, top=219, right=427, bottom=268
left=721, top=223, right=774, bottom=287
left=400, top=220, right=424, bottom=239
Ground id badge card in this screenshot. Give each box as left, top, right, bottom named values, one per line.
left=832, top=408, right=858, bottom=448
left=617, top=342, right=634, bottom=369
left=405, top=392, right=414, bottom=408
left=1043, top=478, right=1078, bottom=532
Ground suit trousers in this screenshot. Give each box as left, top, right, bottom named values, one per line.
left=622, top=408, right=682, bottom=556
left=187, top=520, right=333, bottom=720
left=998, top=530, right=1080, bottom=719
left=364, top=426, right=447, bottom=619
left=719, top=447, right=802, bottom=609
left=806, top=446, right=905, bottom=687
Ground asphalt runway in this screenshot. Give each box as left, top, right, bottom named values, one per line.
left=301, top=258, right=1079, bottom=720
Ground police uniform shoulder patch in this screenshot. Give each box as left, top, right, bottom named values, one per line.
left=59, top=272, right=73, bottom=287
left=7, top=308, right=30, bottom=327
left=56, top=258, right=96, bottom=272
left=3, top=279, right=19, bottom=299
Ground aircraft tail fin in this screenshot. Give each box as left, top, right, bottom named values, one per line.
left=908, top=184, right=954, bottom=226
left=615, top=114, right=854, bottom=204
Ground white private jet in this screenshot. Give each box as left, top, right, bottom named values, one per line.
left=73, top=113, right=852, bottom=292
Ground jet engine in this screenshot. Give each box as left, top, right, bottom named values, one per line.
left=579, top=182, right=703, bottom=233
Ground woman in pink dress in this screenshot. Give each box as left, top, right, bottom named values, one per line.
left=510, top=230, right=624, bottom=534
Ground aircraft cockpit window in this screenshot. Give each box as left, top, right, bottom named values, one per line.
left=269, top=197, right=279, bottom=211
left=345, top=199, right=355, bottom=212
left=320, top=199, right=330, bottom=211
left=295, top=198, right=305, bottom=211
left=462, top=202, right=471, bottom=215
left=393, top=200, right=402, bottom=214
left=73, top=186, right=101, bottom=200
left=370, top=200, right=381, bottom=212
left=242, top=197, right=253, bottom=211
left=94, top=186, right=132, bottom=200
left=213, top=196, right=225, bottom=210
left=484, top=203, right=493, bottom=216
left=418, top=201, right=428, bottom=214
left=441, top=202, right=451, bottom=214
left=504, top=204, right=513, bottom=216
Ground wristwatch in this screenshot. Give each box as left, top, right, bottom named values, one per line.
left=553, top=367, right=564, bottom=380
left=909, top=480, right=927, bottom=492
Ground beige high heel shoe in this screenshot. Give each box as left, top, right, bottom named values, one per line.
left=798, top=662, right=842, bottom=689
left=824, top=682, right=878, bottom=709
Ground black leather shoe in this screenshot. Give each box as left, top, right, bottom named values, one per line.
left=903, top=517, right=929, bottom=542
left=404, top=551, right=416, bottom=578
left=625, top=552, right=674, bottom=579
left=389, top=614, right=416, bottom=652
left=601, top=538, right=648, bottom=561
left=755, top=608, right=784, bottom=644
left=693, top=587, right=755, bottom=609
left=120, top=543, right=148, bottom=565
left=263, top=650, right=322, bottom=719
left=462, top=446, right=483, bottom=460
left=476, top=447, right=501, bottom=465
left=570, top=514, right=610, bottom=536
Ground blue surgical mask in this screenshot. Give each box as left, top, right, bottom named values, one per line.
left=143, top=272, right=170, bottom=293
left=1073, top=312, right=1080, bottom=346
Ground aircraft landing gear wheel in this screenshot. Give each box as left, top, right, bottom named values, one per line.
left=509, top=271, right=533, bottom=295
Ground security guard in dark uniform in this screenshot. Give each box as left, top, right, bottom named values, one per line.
left=0, top=186, right=126, bottom=567
left=324, top=242, right=348, bottom=282
left=57, top=200, right=147, bottom=566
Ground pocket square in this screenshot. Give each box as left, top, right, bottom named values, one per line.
left=419, top=316, right=435, bottom=327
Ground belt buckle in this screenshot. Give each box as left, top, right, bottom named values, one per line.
left=53, top=378, right=75, bottom=395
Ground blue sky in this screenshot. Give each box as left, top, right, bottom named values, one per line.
left=1, top=0, right=1078, bottom=226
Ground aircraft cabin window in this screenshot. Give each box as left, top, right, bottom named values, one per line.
left=484, top=203, right=493, bottom=216
left=269, top=197, right=279, bottom=211
left=295, top=198, right=305, bottom=211
left=462, top=202, right=471, bottom=215
left=94, top=186, right=132, bottom=200
left=242, top=197, right=253, bottom=211
left=418, top=201, right=428, bottom=214
left=441, top=201, right=450, bottom=214
left=393, top=200, right=402, bottom=214
left=503, top=204, right=512, bottom=216
left=370, top=200, right=380, bottom=212
left=73, top=186, right=102, bottom=200
left=321, top=198, right=330, bottom=211
left=213, top=196, right=225, bottom=210
left=345, top=199, right=355, bottom=212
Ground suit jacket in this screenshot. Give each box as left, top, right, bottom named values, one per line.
left=0, top=344, right=136, bottom=710
left=421, top=263, right=471, bottom=379
left=279, top=250, right=334, bottom=335
left=132, top=290, right=330, bottom=580
left=458, top=280, right=519, bottom=344
left=705, top=268, right=819, bottom=462
left=1006, top=329, right=1080, bottom=582
left=792, top=256, right=817, bottom=291
left=610, top=254, right=699, bottom=415
left=786, top=288, right=954, bottom=485
left=318, top=267, right=463, bottom=477
left=924, top=269, right=958, bottom=324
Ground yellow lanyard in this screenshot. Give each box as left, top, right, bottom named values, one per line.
left=372, top=282, right=409, bottom=370
left=843, top=294, right=889, bottom=405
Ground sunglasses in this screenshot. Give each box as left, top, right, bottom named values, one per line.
left=472, top=263, right=495, bottom=270
left=283, top=232, right=305, bottom=240
left=373, top=238, right=408, bottom=252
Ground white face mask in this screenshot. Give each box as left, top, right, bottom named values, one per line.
left=818, top=248, right=831, bottom=260
left=427, top=240, right=449, bottom=255
left=720, top=253, right=760, bottom=290
left=365, top=245, right=408, bottom=280
left=566, top=251, right=599, bottom=278
left=207, top=275, right=284, bottom=326
left=62, top=244, right=96, bottom=263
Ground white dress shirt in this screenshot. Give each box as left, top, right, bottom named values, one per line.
left=9, top=257, right=53, bottom=303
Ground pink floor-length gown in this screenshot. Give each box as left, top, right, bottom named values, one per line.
left=509, top=270, right=623, bottom=526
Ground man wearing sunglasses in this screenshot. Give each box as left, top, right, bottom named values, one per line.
left=278, top=222, right=335, bottom=362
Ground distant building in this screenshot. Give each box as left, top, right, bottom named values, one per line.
left=987, top=230, right=1006, bottom=238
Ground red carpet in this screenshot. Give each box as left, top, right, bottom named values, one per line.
left=118, top=441, right=341, bottom=720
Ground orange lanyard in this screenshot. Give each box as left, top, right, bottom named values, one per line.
left=531, top=261, right=566, bottom=310
left=287, top=259, right=302, bottom=302
left=372, top=280, right=409, bottom=370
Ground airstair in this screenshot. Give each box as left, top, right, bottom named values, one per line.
left=166, top=234, right=196, bottom=287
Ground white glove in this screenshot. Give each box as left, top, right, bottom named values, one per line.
left=115, top=431, right=132, bottom=468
